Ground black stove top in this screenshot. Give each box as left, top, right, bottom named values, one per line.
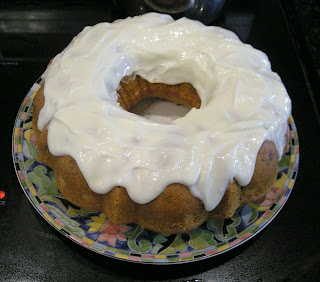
left=1, top=0, right=320, bottom=281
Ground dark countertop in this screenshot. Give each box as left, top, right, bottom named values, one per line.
left=1, top=0, right=320, bottom=281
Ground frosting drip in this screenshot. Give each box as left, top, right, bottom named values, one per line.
left=38, top=13, right=291, bottom=211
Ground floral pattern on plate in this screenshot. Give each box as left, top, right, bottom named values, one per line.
left=12, top=78, right=299, bottom=264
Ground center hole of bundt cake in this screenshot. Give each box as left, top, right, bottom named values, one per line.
left=129, top=97, right=190, bottom=123
left=117, top=75, right=201, bottom=123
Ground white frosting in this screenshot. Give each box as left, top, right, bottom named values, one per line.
left=38, top=13, right=291, bottom=211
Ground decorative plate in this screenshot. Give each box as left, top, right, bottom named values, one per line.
left=12, top=78, right=299, bottom=264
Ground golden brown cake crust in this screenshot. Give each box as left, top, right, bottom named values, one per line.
left=32, top=75, right=282, bottom=234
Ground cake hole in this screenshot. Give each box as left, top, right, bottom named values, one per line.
left=130, top=97, right=191, bottom=123
left=117, top=75, right=201, bottom=122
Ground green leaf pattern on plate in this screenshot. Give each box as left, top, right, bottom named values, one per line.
left=126, top=226, right=153, bottom=253
left=28, top=165, right=60, bottom=198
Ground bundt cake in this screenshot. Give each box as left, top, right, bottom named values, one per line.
left=32, top=13, right=291, bottom=234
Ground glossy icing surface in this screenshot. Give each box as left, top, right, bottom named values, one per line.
left=38, top=13, right=291, bottom=211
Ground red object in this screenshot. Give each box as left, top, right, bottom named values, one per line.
left=0, top=191, right=5, bottom=199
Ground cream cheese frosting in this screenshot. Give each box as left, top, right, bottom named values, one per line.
left=38, top=13, right=291, bottom=211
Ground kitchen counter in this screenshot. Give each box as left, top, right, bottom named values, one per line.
left=1, top=0, right=320, bottom=281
